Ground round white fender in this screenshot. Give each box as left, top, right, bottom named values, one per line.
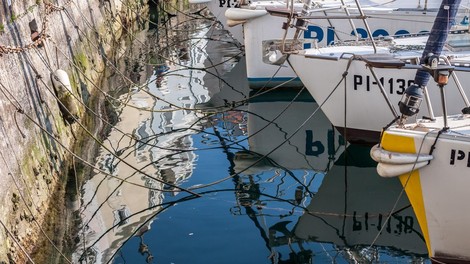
left=377, top=161, right=429, bottom=178
left=51, top=69, right=79, bottom=122
left=225, top=8, right=268, bottom=21
left=370, top=144, right=433, bottom=164
left=52, top=69, right=73, bottom=94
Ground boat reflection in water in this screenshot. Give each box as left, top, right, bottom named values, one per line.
left=237, top=89, right=344, bottom=174
left=73, top=5, right=430, bottom=261
left=292, top=145, right=428, bottom=262
left=231, top=89, right=427, bottom=262
left=72, top=20, right=220, bottom=263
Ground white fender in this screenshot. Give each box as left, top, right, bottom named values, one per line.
left=52, top=69, right=73, bottom=94
left=227, top=19, right=247, bottom=27
left=51, top=69, right=79, bottom=122
left=376, top=161, right=429, bottom=178
left=225, top=8, right=267, bottom=21
left=370, top=144, right=433, bottom=164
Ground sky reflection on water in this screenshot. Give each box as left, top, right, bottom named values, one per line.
left=73, top=3, right=430, bottom=263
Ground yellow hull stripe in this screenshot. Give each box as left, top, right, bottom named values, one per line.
left=381, top=132, right=431, bottom=256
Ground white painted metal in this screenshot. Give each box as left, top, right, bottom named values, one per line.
left=241, top=1, right=466, bottom=87
left=382, top=115, right=470, bottom=260
left=287, top=36, right=470, bottom=137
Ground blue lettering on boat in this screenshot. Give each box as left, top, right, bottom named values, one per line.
left=303, top=26, right=412, bottom=48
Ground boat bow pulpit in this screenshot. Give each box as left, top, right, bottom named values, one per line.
left=370, top=38, right=470, bottom=263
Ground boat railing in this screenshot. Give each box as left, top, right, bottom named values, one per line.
left=302, top=51, right=470, bottom=123
left=441, top=55, right=470, bottom=110
left=351, top=53, right=411, bottom=119
left=351, top=53, right=470, bottom=124
left=351, top=52, right=470, bottom=127
left=274, top=0, right=378, bottom=54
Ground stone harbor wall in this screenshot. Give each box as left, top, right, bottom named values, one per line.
left=0, top=0, right=148, bottom=262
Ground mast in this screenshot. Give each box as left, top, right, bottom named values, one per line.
left=398, top=0, right=461, bottom=124
left=414, top=0, right=461, bottom=88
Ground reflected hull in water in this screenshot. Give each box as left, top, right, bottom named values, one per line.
left=294, top=145, right=428, bottom=258
left=378, top=114, right=470, bottom=263
left=237, top=89, right=344, bottom=173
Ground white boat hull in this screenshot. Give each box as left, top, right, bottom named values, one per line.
left=287, top=47, right=470, bottom=144
left=240, top=1, right=466, bottom=88
left=379, top=116, right=470, bottom=262
left=204, top=0, right=451, bottom=46
left=206, top=0, right=245, bottom=43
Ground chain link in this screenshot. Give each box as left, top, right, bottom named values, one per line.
left=0, top=0, right=73, bottom=56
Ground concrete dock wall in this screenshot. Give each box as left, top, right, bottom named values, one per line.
left=0, top=0, right=148, bottom=262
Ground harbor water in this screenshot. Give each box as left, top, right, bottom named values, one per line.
left=71, top=2, right=431, bottom=263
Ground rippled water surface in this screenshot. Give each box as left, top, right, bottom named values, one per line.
left=72, top=2, right=431, bottom=263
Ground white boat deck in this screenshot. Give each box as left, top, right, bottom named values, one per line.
left=249, top=0, right=444, bottom=10
left=301, top=33, right=470, bottom=66
left=390, top=114, right=470, bottom=141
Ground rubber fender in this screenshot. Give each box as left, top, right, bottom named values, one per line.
left=51, top=69, right=79, bottom=123
left=225, top=8, right=267, bottom=21
left=188, top=0, right=211, bottom=3
left=227, top=19, right=247, bottom=27
left=376, top=161, right=429, bottom=178
left=370, top=144, right=433, bottom=164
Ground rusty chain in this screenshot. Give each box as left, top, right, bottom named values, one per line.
left=0, top=0, right=73, bottom=56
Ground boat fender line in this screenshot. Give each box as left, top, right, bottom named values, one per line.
left=370, top=144, right=433, bottom=164
left=225, top=8, right=267, bottom=22
left=377, top=161, right=430, bottom=178
left=51, top=69, right=79, bottom=123
left=227, top=19, right=247, bottom=27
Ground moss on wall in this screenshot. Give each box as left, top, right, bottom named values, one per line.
left=0, top=0, right=150, bottom=263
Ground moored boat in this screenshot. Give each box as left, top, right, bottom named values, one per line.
left=227, top=0, right=469, bottom=88
left=369, top=3, right=470, bottom=259
left=371, top=78, right=470, bottom=263
left=269, top=0, right=470, bottom=144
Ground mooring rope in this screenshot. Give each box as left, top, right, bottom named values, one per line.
left=187, top=57, right=353, bottom=191
left=367, top=130, right=434, bottom=249
left=0, top=77, right=199, bottom=195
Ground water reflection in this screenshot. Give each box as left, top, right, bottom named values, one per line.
left=293, top=145, right=428, bottom=262
left=72, top=3, right=430, bottom=263
left=73, top=10, right=238, bottom=263
left=231, top=91, right=428, bottom=263
left=241, top=89, right=344, bottom=173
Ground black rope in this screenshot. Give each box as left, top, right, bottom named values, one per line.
left=428, top=128, right=445, bottom=156
left=378, top=115, right=401, bottom=145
